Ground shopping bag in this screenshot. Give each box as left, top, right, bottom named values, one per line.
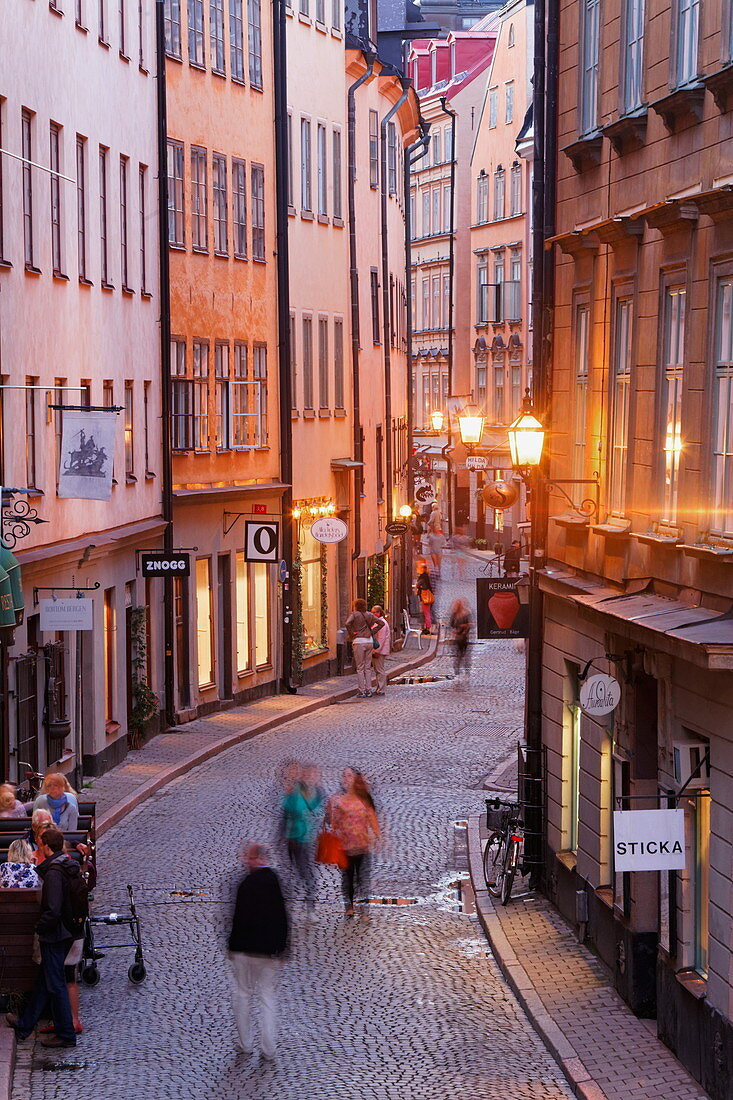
left=315, top=829, right=348, bottom=869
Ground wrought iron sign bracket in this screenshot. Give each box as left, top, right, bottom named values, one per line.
left=33, top=581, right=100, bottom=606
left=223, top=511, right=283, bottom=536
left=1, top=488, right=49, bottom=550
left=542, top=472, right=600, bottom=519
left=46, top=403, right=125, bottom=413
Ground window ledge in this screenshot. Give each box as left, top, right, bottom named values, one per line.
left=122, top=285, right=135, bottom=296
left=53, top=272, right=69, bottom=282
left=331, top=27, right=342, bottom=39
left=288, top=205, right=296, bottom=217
left=551, top=513, right=590, bottom=529
left=633, top=530, right=681, bottom=547
left=596, top=885, right=614, bottom=910
left=169, top=243, right=187, bottom=252
left=26, top=488, right=44, bottom=500
left=703, top=64, right=733, bottom=113
left=101, top=281, right=115, bottom=292
left=251, top=83, right=263, bottom=94
left=652, top=83, right=706, bottom=132
left=317, top=213, right=329, bottom=224
left=679, top=540, right=733, bottom=560
left=139, top=65, right=149, bottom=76
left=334, top=407, right=347, bottom=418
left=0, top=259, right=12, bottom=270
left=125, top=474, right=137, bottom=485
left=233, top=253, right=247, bottom=262
left=555, top=849, right=577, bottom=873
left=318, top=408, right=330, bottom=418
left=141, top=290, right=153, bottom=299
left=304, top=645, right=328, bottom=658
left=675, top=968, right=707, bottom=1000
left=145, top=471, right=156, bottom=480
left=333, top=216, right=344, bottom=227
left=189, top=61, right=206, bottom=72
left=119, top=51, right=130, bottom=64
left=315, top=19, right=327, bottom=33
left=75, top=21, right=88, bottom=33
left=231, top=76, right=246, bottom=87
left=105, top=720, right=121, bottom=736
left=562, top=133, right=603, bottom=173
left=253, top=256, right=267, bottom=264
left=214, top=250, right=229, bottom=259
left=166, top=51, right=183, bottom=63
left=192, top=246, right=209, bottom=255
left=298, top=13, right=312, bottom=24
left=25, top=265, right=42, bottom=277
left=603, top=109, right=648, bottom=155
left=291, top=409, right=299, bottom=419
left=98, top=36, right=110, bottom=48
left=301, top=210, right=314, bottom=221
left=49, top=3, right=63, bottom=16
left=212, top=69, right=226, bottom=79
left=590, top=520, right=632, bottom=539
left=303, top=409, right=316, bottom=420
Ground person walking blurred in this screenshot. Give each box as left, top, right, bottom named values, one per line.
left=369, top=605, right=390, bottom=696
left=280, top=764, right=324, bottom=915
left=326, top=768, right=380, bottom=920
left=345, top=598, right=380, bottom=698
left=415, top=562, right=435, bottom=635
left=228, top=842, right=289, bottom=1062
left=503, top=539, right=522, bottom=577
left=425, top=503, right=445, bottom=574
left=449, top=598, right=472, bottom=686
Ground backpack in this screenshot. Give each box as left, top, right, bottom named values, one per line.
left=61, top=860, right=90, bottom=937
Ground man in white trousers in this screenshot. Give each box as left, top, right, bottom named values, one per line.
left=228, top=843, right=289, bottom=1062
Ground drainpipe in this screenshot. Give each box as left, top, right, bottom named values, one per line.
left=440, top=95, right=457, bottom=537
left=347, top=52, right=375, bottom=563
left=155, top=0, right=175, bottom=728
left=273, top=0, right=296, bottom=692
left=380, top=77, right=410, bottom=526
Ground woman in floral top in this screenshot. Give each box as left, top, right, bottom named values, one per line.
left=0, top=839, right=40, bottom=888
left=327, top=768, right=380, bottom=920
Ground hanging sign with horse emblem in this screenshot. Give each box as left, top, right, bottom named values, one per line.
left=58, top=411, right=117, bottom=502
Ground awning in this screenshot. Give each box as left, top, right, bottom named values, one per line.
left=330, top=459, right=364, bottom=470
left=0, top=564, right=16, bottom=629
left=0, top=545, right=24, bottom=623
left=539, top=567, right=733, bottom=670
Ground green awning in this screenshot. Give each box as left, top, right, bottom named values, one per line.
left=0, top=546, right=23, bottom=623
left=0, top=564, right=16, bottom=629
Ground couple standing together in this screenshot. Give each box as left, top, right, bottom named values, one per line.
left=345, top=599, right=390, bottom=699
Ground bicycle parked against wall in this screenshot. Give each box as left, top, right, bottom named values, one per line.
left=483, top=797, right=524, bottom=905
left=13, top=762, right=45, bottom=803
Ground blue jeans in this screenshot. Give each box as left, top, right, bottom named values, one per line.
left=17, top=939, right=75, bottom=1043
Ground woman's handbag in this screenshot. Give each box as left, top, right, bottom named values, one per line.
left=315, top=828, right=348, bottom=869
left=372, top=632, right=380, bottom=650
left=420, top=589, right=435, bottom=605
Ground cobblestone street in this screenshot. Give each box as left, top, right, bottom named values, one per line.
left=12, top=554, right=573, bottom=1100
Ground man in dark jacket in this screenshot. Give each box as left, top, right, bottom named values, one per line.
left=503, top=539, right=523, bottom=576
left=6, top=827, right=78, bottom=1047
left=228, top=842, right=288, bottom=1061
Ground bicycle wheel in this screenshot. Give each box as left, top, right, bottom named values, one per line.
left=485, top=834, right=506, bottom=897
left=500, top=838, right=520, bottom=905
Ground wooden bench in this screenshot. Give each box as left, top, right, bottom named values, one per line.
left=0, top=830, right=89, bottom=861
left=0, top=888, right=41, bottom=994
left=0, top=815, right=93, bottom=836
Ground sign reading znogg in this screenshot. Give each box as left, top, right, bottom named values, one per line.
left=40, top=598, right=93, bottom=632
left=244, top=520, right=280, bottom=562
left=580, top=673, right=620, bottom=717
left=310, top=517, right=348, bottom=544
left=140, top=552, right=191, bottom=578
left=613, top=808, right=686, bottom=872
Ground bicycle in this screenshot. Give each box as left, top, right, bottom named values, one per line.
left=483, top=797, right=524, bottom=905
left=14, top=762, right=45, bottom=803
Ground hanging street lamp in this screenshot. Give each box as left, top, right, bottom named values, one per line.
left=429, top=409, right=445, bottom=433
left=457, top=404, right=485, bottom=452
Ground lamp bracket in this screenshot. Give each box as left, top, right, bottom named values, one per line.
left=520, top=471, right=600, bottom=519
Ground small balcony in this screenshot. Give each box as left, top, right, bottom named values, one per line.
left=477, top=281, right=522, bottom=325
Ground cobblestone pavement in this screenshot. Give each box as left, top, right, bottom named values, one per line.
left=12, top=552, right=572, bottom=1100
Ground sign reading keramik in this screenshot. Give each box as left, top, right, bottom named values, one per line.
left=613, top=808, right=686, bottom=872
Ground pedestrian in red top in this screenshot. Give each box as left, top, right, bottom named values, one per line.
left=326, top=768, right=380, bottom=921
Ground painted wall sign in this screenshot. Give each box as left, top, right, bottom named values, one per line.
left=580, top=673, right=621, bottom=717
left=252, top=503, right=268, bottom=514
left=476, top=578, right=529, bottom=639
left=40, top=598, right=93, bottom=631
left=613, top=808, right=686, bottom=872
left=310, top=517, right=348, bottom=544
left=140, top=552, right=191, bottom=578
left=465, top=455, right=489, bottom=470
left=244, top=520, right=280, bottom=561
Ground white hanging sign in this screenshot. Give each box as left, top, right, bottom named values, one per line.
left=613, top=809, right=686, bottom=872
left=39, top=598, right=93, bottom=631
left=310, top=517, right=348, bottom=544
left=244, top=520, right=279, bottom=562
left=58, top=411, right=117, bottom=502
left=580, top=673, right=620, bottom=717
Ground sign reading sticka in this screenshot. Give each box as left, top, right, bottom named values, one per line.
left=580, top=673, right=620, bottom=717
left=613, top=808, right=686, bottom=872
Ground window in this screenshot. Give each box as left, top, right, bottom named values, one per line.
left=104, top=589, right=116, bottom=722
left=488, top=87, right=498, bottom=128
left=235, top=552, right=250, bottom=671
left=507, top=252, right=521, bottom=320
left=252, top=344, right=267, bottom=444
left=50, top=123, right=63, bottom=275
left=493, top=166, right=505, bottom=221
left=580, top=0, right=601, bottom=135
left=609, top=295, right=633, bottom=515
left=573, top=304, right=590, bottom=502
left=660, top=285, right=686, bottom=524
left=76, top=135, right=87, bottom=279
left=565, top=665, right=581, bottom=852
left=369, top=110, right=379, bottom=188
left=505, top=82, right=514, bottom=124
left=248, top=0, right=262, bottom=87
left=477, top=258, right=488, bottom=323
left=193, top=340, right=209, bottom=450
left=422, top=189, right=430, bottom=236
left=299, top=524, right=324, bottom=653
left=508, top=22, right=515, bottom=46
left=289, top=312, right=297, bottom=408
left=213, top=153, right=228, bottom=254
left=712, top=277, right=733, bottom=534
left=196, top=559, right=214, bottom=686
left=143, top=380, right=152, bottom=472
left=22, top=110, right=34, bottom=268
left=139, top=165, right=148, bottom=292
left=675, top=0, right=700, bottom=86
left=230, top=0, right=244, bottom=80
left=443, top=185, right=451, bottom=234
left=253, top=562, right=269, bottom=665
left=387, top=122, right=397, bottom=195
left=0, top=105, right=5, bottom=261
left=251, top=163, right=265, bottom=259
left=494, top=363, right=505, bottom=424
left=119, top=156, right=129, bottom=288
left=317, top=124, right=327, bottom=216
left=421, top=277, right=429, bottom=329
left=124, top=381, right=134, bottom=476
left=694, top=790, right=711, bottom=976
left=432, top=187, right=441, bottom=235
left=332, top=129, right=342, bottom=220
left=99, top=0, right=107, bottom=40
left=167, top=140, right=185, bottom=246
left=76, top=0, right=85, bottom=25
left=25, top=380, right=37, bottom=488
left=334, top=316, right=344, bottom=408
left=165, top=0, right=181, bottom=55
left=623, top=0, right=645, bottom=111
left=432, top=129, right=441, bottom=165
left=188, top=0, right=204, bottom=64
left=445, top=124, right=453, bottom=163
left=316, top=0, right=324, bottom=21
left=119, top=0, right=127, bottom=54
left=215, top=342, right=231, bottom=449
left=442, top=273, right=450, bottom=331
left=432, top=275, right=440, bottom=331
left=232, top=342, right=249, bottom=445
left=510, top=162, right=522, bottom=215
left=210, top=0, right=225, bottom=74
left=138, top=0, right=145, bottom=66
left=318, top=316, right=328, bottom=408
left=331, top=0, right=340, bottom=30
left=300, top=118, right=312, bottom=211
left=302, top=315, right=313, bottom=408
left=232, top=158, right=247, bottom=258
left=299, top=0, right=308, bottom=14
left=370, top=269, right=380, bottom=343
left=477, top=174, right=489, bottom=223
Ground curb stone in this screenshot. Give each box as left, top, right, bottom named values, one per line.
left=467, top=815, right=610, bottom=1100
left=0, top=1029, right=14, bottom=1100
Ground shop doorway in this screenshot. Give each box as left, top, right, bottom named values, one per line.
left=174, top=577, right=190, bottom=710
left=217, top=554, right=232, bottom=701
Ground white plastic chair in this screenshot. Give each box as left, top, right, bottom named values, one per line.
left=402, top=608, right=423, bottom=651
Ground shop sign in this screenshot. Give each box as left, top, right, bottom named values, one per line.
left=613, top=809, right=686, bottom=872
left=40, top=598, right=93, bottom=631
left=580, top=673, right=620, bottom=717
left=140, top=552, right=191, bottom=578
left=385, top=522, right=408, bottom=536
left=465, top=455, right=489, bottom=470
left=244, top=520, right=280, bottom=561
left=415, top=484, right=436, bottom=505
left=476, top=578, right=529, bottom=639
left=310, top=517, right=348, bottom=544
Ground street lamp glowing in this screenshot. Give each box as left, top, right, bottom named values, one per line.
left=399, top=504, right=413, bottom=519
left=292, top=506, right=301, bottom=520
left=457, top=405, right=485, bottom=447
left=508, top=392, right=545, bottom=469
left=430, top=409, right=445, bottom=432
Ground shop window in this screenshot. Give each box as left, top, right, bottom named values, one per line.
left=694, top=792, right=710, bottom=977
left=104, top=588, right=116, bottom=725
left=196, top=558, right=214, bottom=687
left=235, top=551, right=250, bottom=672
left=253, top=562, right=270, bottom=666
left=563, top=662, right=581, bottom=852
left=299, top=523, right=325, bottom=654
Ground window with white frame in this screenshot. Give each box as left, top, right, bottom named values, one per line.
left=432, top=275, right=440, bottom=331
left=580, top=0, right=601, bottom=135
left=510, top=162, right=522, bottom=215
left=302, top=316, right=313, bottom=408
left=505, top=82, right=514, bottom=124
left=332, top=0, right=340, bottom=29
left=316, top=0, right=324, bottom=21
left=230, top=0, right=244, bottom=80
left=252, top=344, right=267, bottom=444
left=232, top=343, right=249, bottom=445
left=317, top=124, right=327, bottom=216
left=76, top=134, right=87, bottom=279
left=139, top=164, right=148, bottom=293
left=188, top=0, right=205, bottom=65
left=232, top=158, right=247, bottom=258
left=432, top=186, right=441, bottom=234
left=301, top=118, right=312, bottom=211
left=215, top=342, right=231, bottom=449
left=660, top=285, right=686, bottom=524
left=287, top=113, right=294, bottom=207
left=248, top=0, right=263, bottom=87
left=477, top=174, right=488, bottom=223
left=124, top=381, right=134, bottom=476
left=622, top=0, right=645, bottom=112
left=171, top=339, right=192, bottom=450
left=332, top=129, right=342, bottom=220
left=675, top=0, right=700, bottom=86
left=421, top=278, right=429, bottom=329
left=119, top=0, right=127, bottom=55
left=21, top=110, right=34, bottom=268
left=213, top=153, right=228, bottom=254
left=488, top=87, right=498, bottom=128
left=443, top=185, right=451, bottom=234
left=191, top=146, right=208, bottom=250
left=477, top=258, right=488, bottom=323
left=388, top=122, right=397, bottom=194
left=318, top=316, right=329, bottom=407
left=369, top=110, right=379, bottom=187
left=493, top=166, right=505, bottom=221
left=210, top=0, right=225, bottom=74
left=119, top=155, right=129, bottom=288
left=192, top=340, right=209, bottom=451
left=422, top=189, right=430, bottom=236
left=167, top=139, right=185, bottom=246
left=712, top=277, right=733, bottom=534
left=164, top=0, right=182, bottom=55
left=573, top=303, right=590, bottom=502
left=50, top=123, right=63, bottom=276
left=334, top=316, right=344, bottom=408
left=609, top=295, right=633, bottom=515
left=432, top=128, right=441, bottom=165
left=251, top=163, right=265, bottom=259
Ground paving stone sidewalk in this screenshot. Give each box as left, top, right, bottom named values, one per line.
left=467, top=817, right=709, bottom=1100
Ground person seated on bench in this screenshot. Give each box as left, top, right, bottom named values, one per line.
left=33, top=774, right=79, bottom=832
left=27, top=809, right=53, bottom=858
left=0, top=838, right=40, bottom=888
left=0, top=783, right=28, bottom=819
